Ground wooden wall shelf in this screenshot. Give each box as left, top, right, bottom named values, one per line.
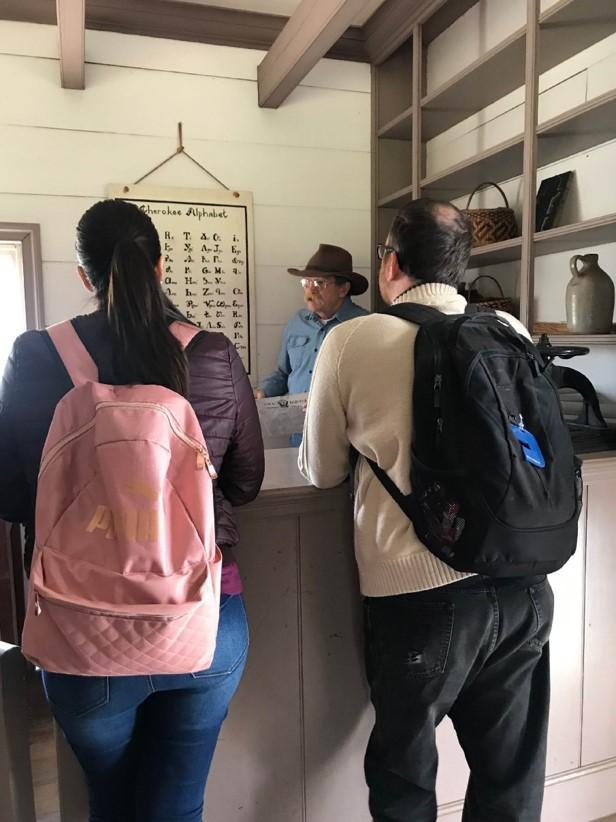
left=377, top=184, right=413, bottom=209
left=540, top=0, right=616, bottom=75
left=469, top=214, right=616, bottom=269
left=532, top=332, right=616, bottom=346
left=535, top=213, right=616, bottom=257
left=377, top=105, right=413, bottom=140
left=416, top=0, right=616, bottom=143
left=469, top=237, right=523, bottom=268
left=422, top=89, right=616, bottom=202
left=421, top=135, right=524, bottom=200
left=422, top=27, right=526, bottom=141
left=372, top=0, right=616, bottom=330
left=537, top=89, right=616, bottom=168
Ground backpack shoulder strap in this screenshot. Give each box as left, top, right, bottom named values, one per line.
left=47, top=321, right=99, bottom=387
left=383, top=303, right=444, bottom=325
left=169, top=320, right=203, bottom=350
left=365, top=456, right=421, bottom=524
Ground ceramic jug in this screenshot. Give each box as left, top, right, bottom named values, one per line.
left=566, top=253, right=615, bottom=334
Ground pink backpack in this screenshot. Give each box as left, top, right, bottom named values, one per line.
left=22, top=320, right=222, bottom=676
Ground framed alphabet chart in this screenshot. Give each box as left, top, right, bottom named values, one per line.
left=106, top=184, right=256, bottom=377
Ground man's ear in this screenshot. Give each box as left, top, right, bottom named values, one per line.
left=77, top=265, right=94, bottom=293
left=383, top=250, right=403, bottom=284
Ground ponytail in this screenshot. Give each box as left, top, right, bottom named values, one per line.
left=107, top=236, right=188, bottom=395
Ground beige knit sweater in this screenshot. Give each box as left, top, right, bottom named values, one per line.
left=299, top=284, right=530, bottom=597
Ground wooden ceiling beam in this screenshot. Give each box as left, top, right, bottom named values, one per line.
left=56, top=0, right=85, bottom=89
left=0, top=0, right=369, bottom=63
left=258, top=0, right=381, bottom=109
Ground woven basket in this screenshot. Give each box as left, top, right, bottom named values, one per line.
left=462, top=182, right=518, bottom=248
left=465, top=275, right=515, bottom=314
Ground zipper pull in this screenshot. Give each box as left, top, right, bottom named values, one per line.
left=434, top=374, right=443, bottom=408
left=34, top=592, right=42, bottom=616
left=509, top=413, right=524, bottom=429
left=205, top=453, right=218, bottom=480
left=436, top=416, right=444, bottom=443
left=196, top=447, right=218, bottom=479
left=527, top=353, right=541, bottom=377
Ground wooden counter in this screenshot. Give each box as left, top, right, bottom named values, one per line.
left=49, top=449, right=616, bottom=821
left=203, top=450, right=616, bottom=822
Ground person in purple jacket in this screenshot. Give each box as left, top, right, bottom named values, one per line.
left=0, top=199, right=264, bottom=822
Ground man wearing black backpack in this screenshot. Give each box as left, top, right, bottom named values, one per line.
left=299, top=199, right=581, bottom=822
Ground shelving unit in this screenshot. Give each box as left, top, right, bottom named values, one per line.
left=421, top=27, right=526, bottom=141
left=419, top=86, right=616, bottom=201
left=371, top=0, right=616, bottom=337
left=537, top=88, right=616, bottom=167
left=419, top=0, right=616, bottom=143
left=468, top=214, right=616, bottom=269
left=535, top=212, right=616, bottom=258
left=421, top=135, right=524, bottom=200
left=377, top=184, right=413, bottom=209
left=532, top=333, right=616, bottom=346
left=540, top=0, right=616, bottom=73
left=469, top=237, right=523, bottom=268
left=377, top=105, right=412, bottom=140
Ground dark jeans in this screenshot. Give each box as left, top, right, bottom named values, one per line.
left=364, top=575, right=554, bottom=822
left=42, top=594, right=249, bottom=822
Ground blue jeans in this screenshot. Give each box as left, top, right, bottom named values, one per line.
left=42, top=594, right=249, bottom=822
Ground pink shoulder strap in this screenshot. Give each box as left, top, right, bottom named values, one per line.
left=170, top=321, right=202, bottom=350
left=47, top=321, right=99, bottom=386
left=48, top=320, right=198, bottom=386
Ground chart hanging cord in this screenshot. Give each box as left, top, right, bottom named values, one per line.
left=124, top=123, right=240, bottom=197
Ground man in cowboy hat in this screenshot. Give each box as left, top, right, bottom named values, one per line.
left=255, top=244, right=369, bottom=398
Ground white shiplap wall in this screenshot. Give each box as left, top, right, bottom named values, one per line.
left=425, top=0, right=616, bottom=403
left=0, top=21, right=371, bottom=382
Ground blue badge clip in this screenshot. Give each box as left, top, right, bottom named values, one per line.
left=511, top=423, right=545, bottom=469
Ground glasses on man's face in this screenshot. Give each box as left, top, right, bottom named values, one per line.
left=376, top=243, right=397, bottom=262
left=300, top=278, right=333, bottom=291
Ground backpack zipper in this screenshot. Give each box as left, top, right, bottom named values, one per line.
left=39, top=419, right=96, bottom=480
left=433, top=338, right=444, bottom=449
left=33, top=588, right=185, bottom=621
left=40, top=402, right=217, bottom=480
left=433, top=374, right=442, bottom=408
left=97, top=402, right=217, bottom=478
left=434, top=375, right=444, bottom=446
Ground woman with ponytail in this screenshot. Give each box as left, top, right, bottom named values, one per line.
left=0, top=199, right=264, bottom=821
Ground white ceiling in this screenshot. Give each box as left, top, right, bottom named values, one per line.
left=173, top=0, right=384, bottom=26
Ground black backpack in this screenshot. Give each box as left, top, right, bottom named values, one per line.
left=366, top=303, right=582, bottom=577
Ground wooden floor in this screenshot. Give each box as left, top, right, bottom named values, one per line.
left=25, top=671, right=616, bottom=822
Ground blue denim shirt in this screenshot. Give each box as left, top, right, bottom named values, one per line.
left=260, top=298, right=369, bottom=397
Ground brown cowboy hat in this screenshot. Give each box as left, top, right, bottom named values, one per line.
left=288, top=244, right=368, bottom=296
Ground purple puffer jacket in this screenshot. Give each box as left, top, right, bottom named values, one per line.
left=0, top=311, right=264, bottom=585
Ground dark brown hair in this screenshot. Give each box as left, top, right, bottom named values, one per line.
left=76, top=199, right=188, bottom=395
left=389, top=198, right=471, bottom=287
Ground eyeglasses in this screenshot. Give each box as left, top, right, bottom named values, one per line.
left=376, top=243, right=397, bottom=261
left=300, top=278, right=334, bottom=291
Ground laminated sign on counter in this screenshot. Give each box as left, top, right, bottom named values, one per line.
left=256, top=394, right=308, bottom=438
